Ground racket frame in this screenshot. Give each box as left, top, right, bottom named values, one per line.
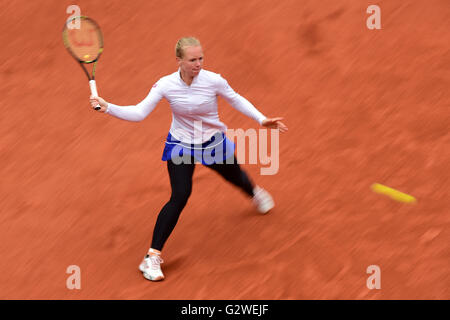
left=62, top=16, right=104, bottom=109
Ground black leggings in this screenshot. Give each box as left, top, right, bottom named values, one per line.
left=151, top=156, right=255, bottom=251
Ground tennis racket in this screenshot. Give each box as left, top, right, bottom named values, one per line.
left=62, top=16, right=104, bottom=110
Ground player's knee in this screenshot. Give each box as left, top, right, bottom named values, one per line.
left=170, top=187, right=192, bottom=207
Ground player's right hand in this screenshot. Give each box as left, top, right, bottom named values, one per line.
left=90, top=95, right=108, bottom=112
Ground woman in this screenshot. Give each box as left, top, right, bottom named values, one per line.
left=90, top=37, right=288, bottom=281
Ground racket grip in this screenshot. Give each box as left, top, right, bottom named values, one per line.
left=89, top=80, right=99, bottom=96
left=89, top=80, right=101, bottom=110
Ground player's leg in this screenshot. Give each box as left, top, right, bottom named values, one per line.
left=140, top=159, right=195, bottom=281
left=151, top=159, right=195, bottom=250
left=204, top=155, right=274, bottom=214
left=204, top=155, right=254, bottom=197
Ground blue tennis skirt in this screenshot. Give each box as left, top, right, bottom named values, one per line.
left=162, top=131, right=235, bottom=165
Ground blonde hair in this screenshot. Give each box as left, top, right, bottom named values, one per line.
left=175, top=37, right=201, bottom=59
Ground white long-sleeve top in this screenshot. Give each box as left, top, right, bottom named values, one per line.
left=105, top=69, right=267, bottom=144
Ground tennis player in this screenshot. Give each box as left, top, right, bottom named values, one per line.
left=90, top=37, right=288, bottom=281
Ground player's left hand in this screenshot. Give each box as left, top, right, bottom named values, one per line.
left=262, top=117, right=288, bottom=133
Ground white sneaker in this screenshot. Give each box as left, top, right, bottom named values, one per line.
left=252, top=186, right=274, bottom=214
left=138, top=256, right=148, bottom=273
left=139, top=254, right=165, bottom=281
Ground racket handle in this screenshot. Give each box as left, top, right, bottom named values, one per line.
left=89, top=80, right=99, bottom=96
left=89, top=80, right=101, bottom=110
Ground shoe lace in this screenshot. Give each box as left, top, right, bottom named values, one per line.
left=253, top=188, right=262, bottom=199
left=149, top=255, right=164, bottom=270
left=253, top=188, right=266, bottom=202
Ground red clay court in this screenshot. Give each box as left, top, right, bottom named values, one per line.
left=0, top=0, right=448, bottom=299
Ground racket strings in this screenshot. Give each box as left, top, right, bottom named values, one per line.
left=63, top=18, right=103, bottom=63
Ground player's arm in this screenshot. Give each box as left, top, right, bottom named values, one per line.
left=215, top=76, right=288, bottom=132
left=90, top=82, right=164, bottom=121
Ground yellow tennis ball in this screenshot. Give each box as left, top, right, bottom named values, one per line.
left=371, top=183, right=417, bottom=203
left=83, top=54, right=90, bottom=59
